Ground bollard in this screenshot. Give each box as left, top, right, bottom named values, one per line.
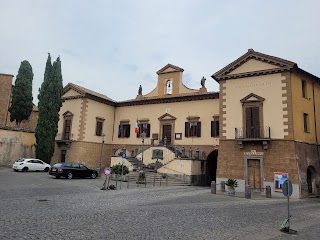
left=245, top=185, right=251, bottom=199
left=211, top=181, right=216, bottom=194
left=266, top=185, right=272, bottom=198
left=221, top=181, right=225, bottom=192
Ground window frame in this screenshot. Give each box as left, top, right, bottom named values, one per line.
left=302, top=79, right=307, bottom=99
left=185, top=121, right=201, bottom=138
left=303, top=112, right=309, bottom=133
left=137, top=123, right=151, bottom=138
left=211, top=120, right=220, bottom=137
left=118, top=122, right=131, bottom=138
left=95, top=118, right=105, bottom=136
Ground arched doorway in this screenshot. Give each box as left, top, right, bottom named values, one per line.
left=307, top=165, right=316, bottom=194
left=206, top=150, right=218, bottom=186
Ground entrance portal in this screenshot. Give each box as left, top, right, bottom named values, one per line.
left=162, top=125, right=172, bottom=145
left=247, top=159, right=261, bottom=190
left=206, top=150, right=218, bottom=186
left=307, top=165, right=316, bottom=194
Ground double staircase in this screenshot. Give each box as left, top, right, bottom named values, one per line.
left=125, top=168, right=191, bottom=187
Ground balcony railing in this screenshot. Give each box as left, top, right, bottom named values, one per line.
left=235, top=126, right=270, bottom=139
left=55, top=133, right=73, bottom=141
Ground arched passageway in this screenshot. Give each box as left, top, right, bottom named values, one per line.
left=307, top=165, right=317, bottom=194
left=206, top=150, right=218, bottom=186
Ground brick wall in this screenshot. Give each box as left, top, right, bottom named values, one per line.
left=217, top=139, right=298, bottom=183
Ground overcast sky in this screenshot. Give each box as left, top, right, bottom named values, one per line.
left=1, top=0, right=320, bottom=104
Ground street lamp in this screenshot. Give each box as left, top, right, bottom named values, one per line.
left=99, top=133, right=106, bottom=176
left=141, top=131, right=146, bottom=168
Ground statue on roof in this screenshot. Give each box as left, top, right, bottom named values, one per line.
left=201, top=77, right=206, bottom=87
left=138, top=85, right=142, bottom=95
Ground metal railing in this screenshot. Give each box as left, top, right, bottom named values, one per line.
left=235, top=126, right=270, bottom=139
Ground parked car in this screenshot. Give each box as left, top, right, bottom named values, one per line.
left=49, top=162, right=98, bottom=179
left=12, top=158, right=51, bottom=172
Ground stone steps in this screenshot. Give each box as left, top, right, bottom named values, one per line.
left=111, top=170, right=191, bottom=186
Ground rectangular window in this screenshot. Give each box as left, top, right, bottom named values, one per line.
left=118, top=123, right=130, bottom=138
left=63, top=119, right=71, bottom=140
left=302, top=80, right=307, bottom=98
left=137, top=123, right=150, bottom=138
left=245, top=107, right=260, bottom=138
left=211, top=120, right=219, bottom=137
left=95, top=119, right=104, bottom=136
left=303, top=113, right=309, bottom=133
left=185, top=121, right=201, bottom=137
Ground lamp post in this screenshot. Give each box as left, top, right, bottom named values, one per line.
left=98, top=133, right=106, bottom=177
left=141, top=131, right=146, bottom=167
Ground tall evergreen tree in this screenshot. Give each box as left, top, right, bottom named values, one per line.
left=35, top=54, right=63, bottom=164
left=8, top=61, right=33, bottom=126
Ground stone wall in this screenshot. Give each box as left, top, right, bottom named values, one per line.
left=52, top=141, right=112, bottom=169
left=295, top=141, right=320, bottom=197
left=0, top=129, right=36, bottom=166
left=0, top=74, right=13, bottom=127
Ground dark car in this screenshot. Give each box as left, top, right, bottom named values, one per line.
left=49, top=162, right=98, bottom=179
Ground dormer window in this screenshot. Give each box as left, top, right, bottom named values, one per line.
left=166, top=80, right=172, bottom=94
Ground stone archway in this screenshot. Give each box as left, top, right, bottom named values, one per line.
left=307, top=165, right=317, bottom=194
left=206, top=150, right=218, bottom=186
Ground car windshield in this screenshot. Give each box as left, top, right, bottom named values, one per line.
left=52, top=163, right=63, bottom=168
left=16, top=159, right=25, bottom=162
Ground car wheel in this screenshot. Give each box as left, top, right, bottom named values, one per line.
left=90, top=172, right=97, bottom=179
left=13, top=169, right=18, bottom=172
left=55, top=176, right=61, bottom=179
left=67, top=173, right=73, bottom=179
left=22, top=167, right=28, bottom=172
left=43, top=167, right=49, bottom=172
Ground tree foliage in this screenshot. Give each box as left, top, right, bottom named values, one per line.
left=8, top=61, right=33, bottom=126
left=111, top=163, right=129, bottom=175
left=35, top=54, right=63, bottom=164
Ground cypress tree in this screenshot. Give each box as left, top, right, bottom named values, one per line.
left=8, top=61, right=33, bottom=126
left=35, top=54, right=63, bottom=164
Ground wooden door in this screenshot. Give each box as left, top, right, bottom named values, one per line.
left=162, top=125, right=172, bottom=145
left=247, top=159, right=261, bottom=190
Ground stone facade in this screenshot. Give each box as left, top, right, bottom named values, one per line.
left=0, top=74, right=13, bottom=126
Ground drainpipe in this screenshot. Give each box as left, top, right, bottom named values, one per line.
left=312, top=81, right=320, bottom=164
left=112, top=106, right=116, bottom=142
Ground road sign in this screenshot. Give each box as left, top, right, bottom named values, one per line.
left=122, top=153, right=126, bottom=159
left=122, top=158, right=126, bottom=164
left=282, top=180, right=293, bottom=197
left=104, top=167, right=111, bottom=176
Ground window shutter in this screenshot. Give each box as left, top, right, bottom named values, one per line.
left=118, top=123, right=122, bottom=138
left=252, top=107, right=260, bottom=138
left=147, top=124, right=150, bottom=137
left=96, top=121, right=103, bottom=136
left=211, top=121, right=214, bottom=137
left=185, top=122, right=189, bottom=137
left=216, top=121, right=219, bottom=137
left=127, top=124, right=131, bottom=138
left=197, top=122, right=201, bottom=137
left=245, top=107, right=252, bottom=138
left=137, top=124, right=141, bottom=138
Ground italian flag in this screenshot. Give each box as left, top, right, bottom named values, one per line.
left=135, top=117, right=139, bottom=134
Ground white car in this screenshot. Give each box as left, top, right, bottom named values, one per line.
left=12, top=158, right=51, bottom=172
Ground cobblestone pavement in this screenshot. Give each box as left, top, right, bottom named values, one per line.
left=1, top=167, right=320, bottom=240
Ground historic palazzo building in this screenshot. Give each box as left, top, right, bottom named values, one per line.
left=52, top=49, right=320, bottom=198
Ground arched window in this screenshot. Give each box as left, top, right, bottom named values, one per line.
left=166, top=80, right=172, bottom=94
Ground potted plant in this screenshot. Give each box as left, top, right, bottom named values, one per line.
left=225, top=179, right=239, bottom=196
left=111, top=163, right=129, bottom=182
